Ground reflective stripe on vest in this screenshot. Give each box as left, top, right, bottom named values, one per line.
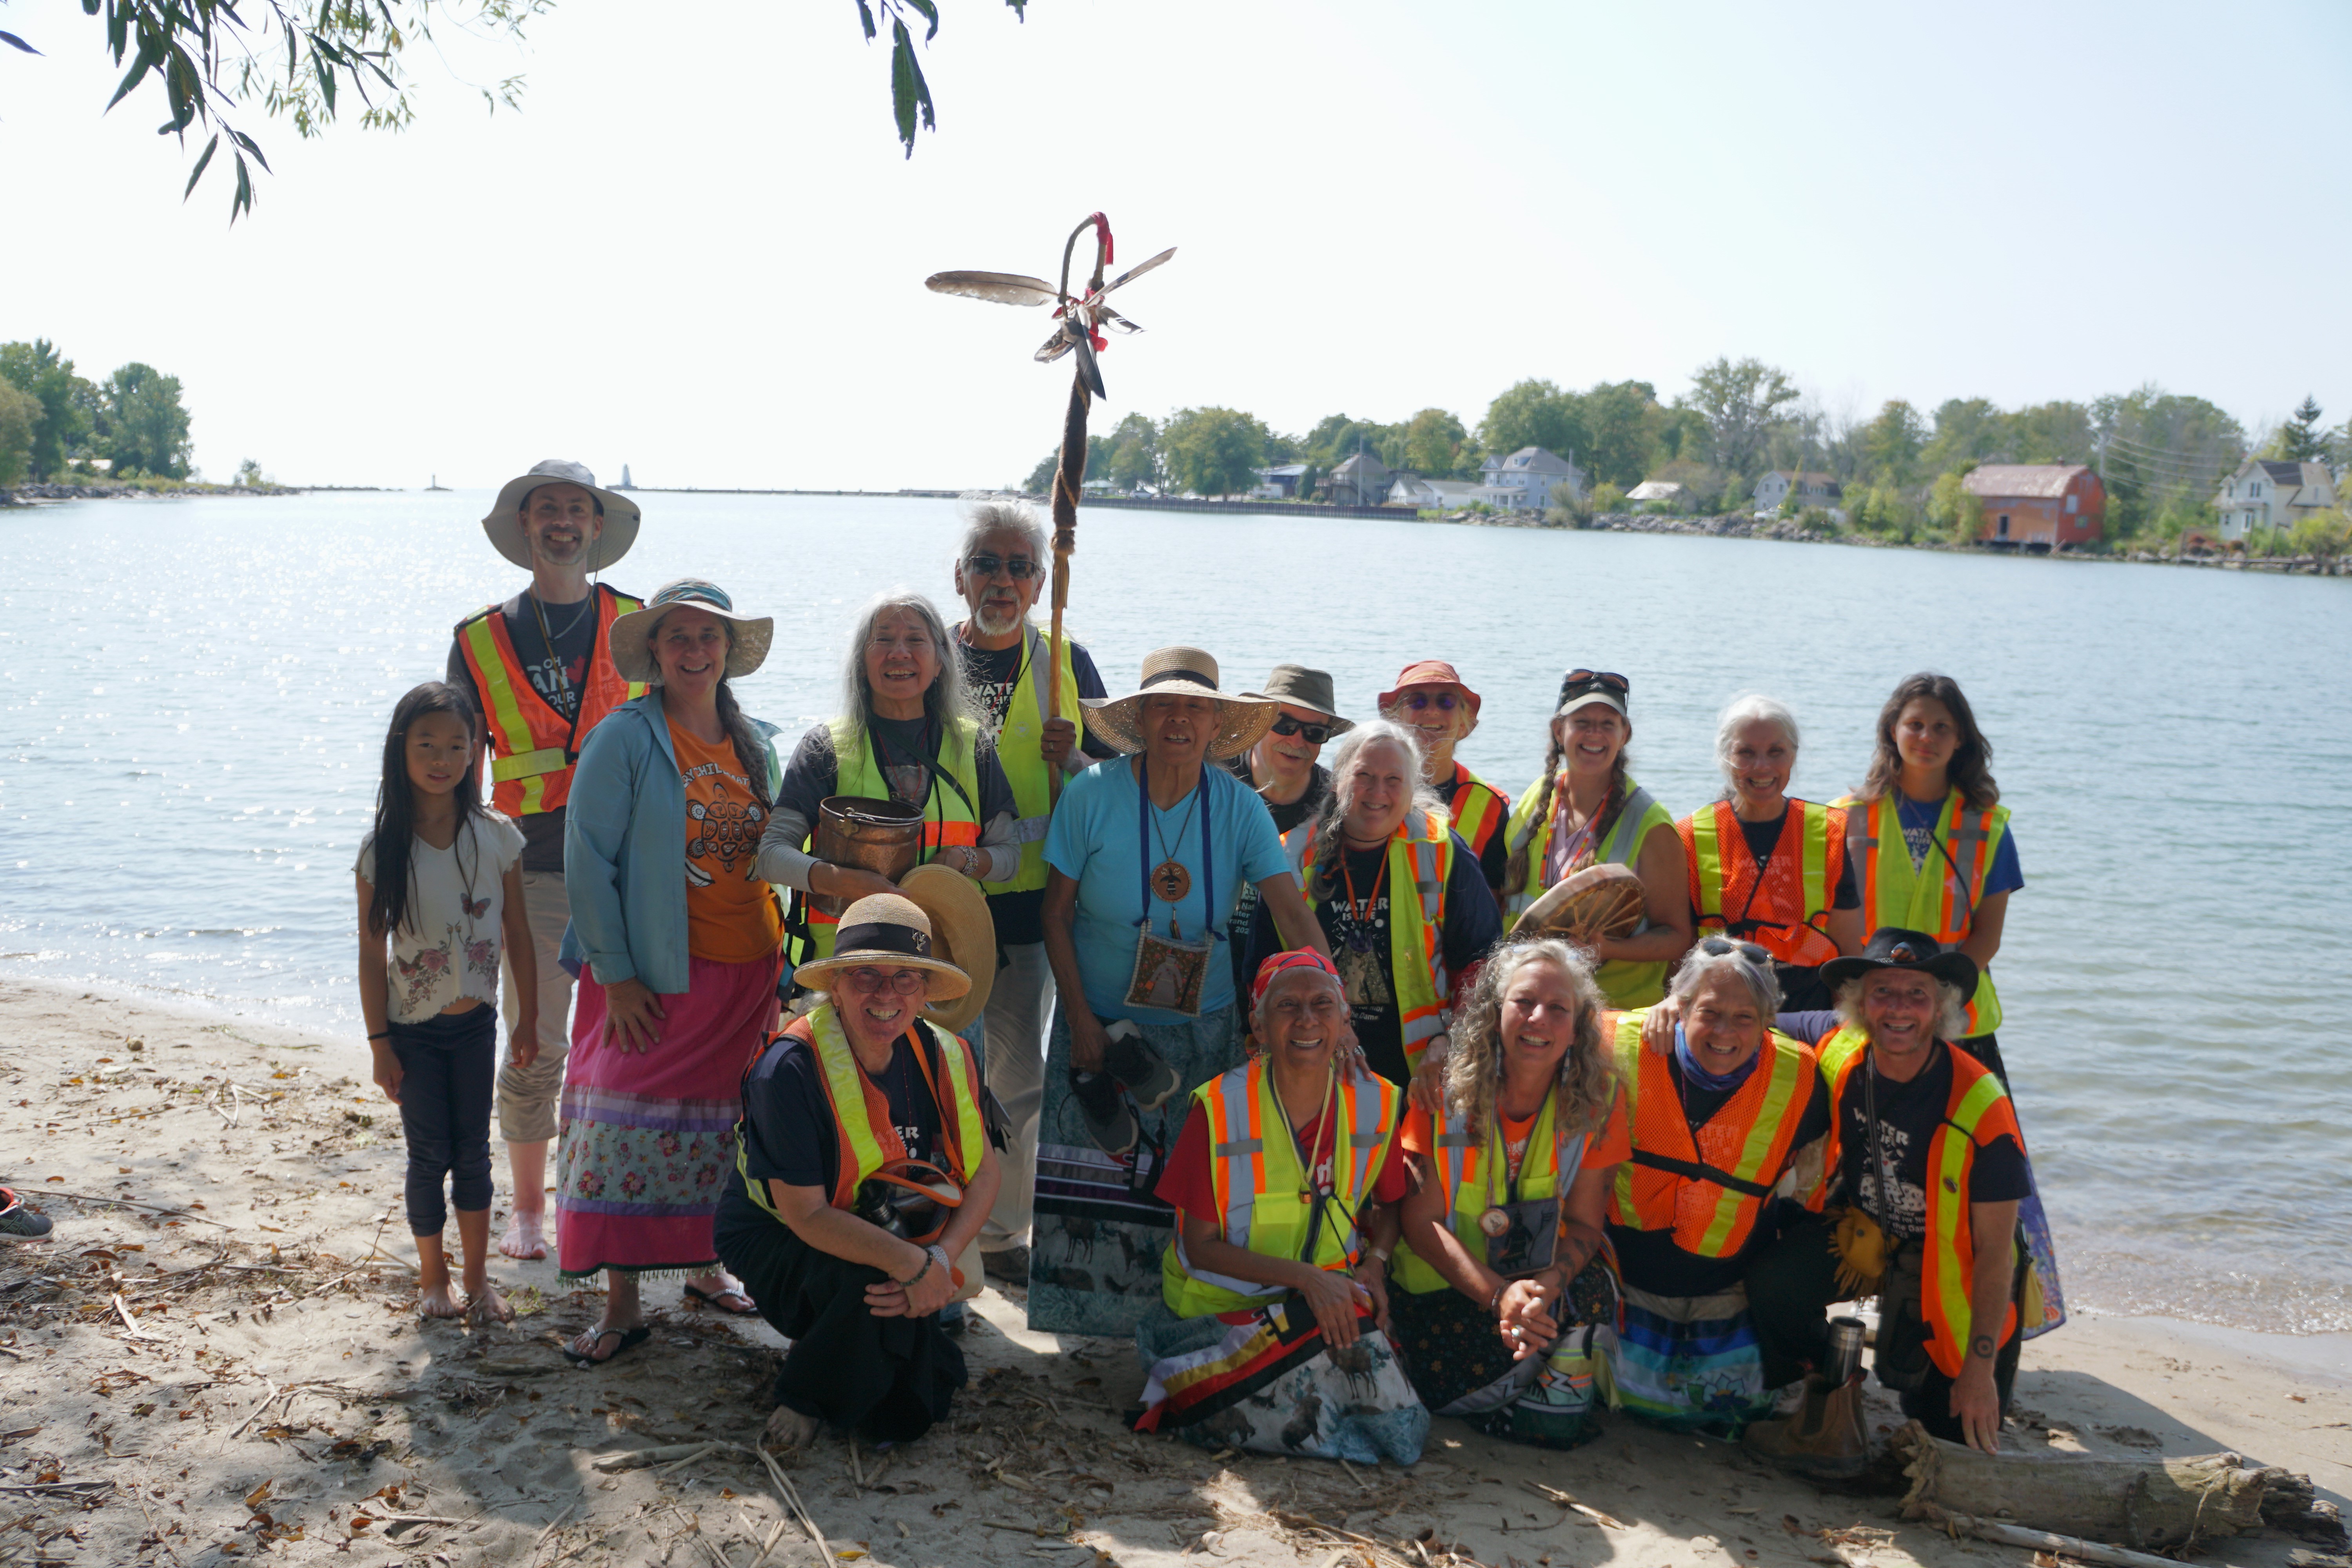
left=1447, top=764, right=1509, bottom=863
left=978, top=621, right=1083, bottom=897
left=1681, top=799, right=1846, bottom=967
left=732, top=1004, right=989, bottom=1223
left=1391, top=1092, right=1590, bottom=1297
left=1284, top=809, right=1454, bottom=1074
left=1607, top=1010, right=1817, bottom=1257
left=804, top=715, right=986, bottom=958
left=1163, top=1060, right=1401, bottom=1319
left=1838, top=790, right=2011, bottom=1035
left=1502, top=775, right=1674, bottom=1007
left=456, top=587, right=645, bottom=817
left=1817, top=1034, right=2021, bottom=1377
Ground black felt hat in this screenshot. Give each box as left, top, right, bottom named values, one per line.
left=1819, top=927, right=1979, bottom=1002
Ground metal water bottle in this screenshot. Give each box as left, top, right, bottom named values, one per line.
left=1826, top=1316, right=1868, bottom=1383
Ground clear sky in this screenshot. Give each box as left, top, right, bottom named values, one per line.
left=7, top=0, right=2348, bottom=488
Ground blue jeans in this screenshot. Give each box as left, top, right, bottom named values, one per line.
left=391, top=1005, right=497, bottom=1236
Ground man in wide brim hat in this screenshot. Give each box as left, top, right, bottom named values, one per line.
left=1080, top=646, right=1276, bottom=760
left=790, top=870, right=997, bottom=1035
left=608, top=578, right=777, bottom=684
left=1237, top=663, right=1355, bottom=739
left=1818, top=927, right=1980, bottom=1002
left=481, top=458, right=642, bottom=573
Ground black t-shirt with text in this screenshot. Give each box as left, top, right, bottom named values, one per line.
left=1833, top=1045, right=2029, bottom=1244
left=716, top=1025, right=952, bottom=1234
left=953, top=635, right=1114, bottom=946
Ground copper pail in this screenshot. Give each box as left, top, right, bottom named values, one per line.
left=811, top=795, right=925, bottom=915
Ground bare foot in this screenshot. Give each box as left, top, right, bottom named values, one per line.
left=762, top=1405, right=818, bottom=1452
left=464, top=1281, right=515, bottom=1327
left=499, top=1211, right=547, bottom=1261
left=418, top=1280, right=465, bottom=1319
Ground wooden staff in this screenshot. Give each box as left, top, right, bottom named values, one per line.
left=1044, top=214, right=1111, bottom=804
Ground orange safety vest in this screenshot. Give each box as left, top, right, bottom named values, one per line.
left=1445, top=763, right=1510, bottom=867
left=1679, top=799, right=1847, bottom=966
left=1608, top=1011, right=1820, bottom=1257
left=1817, top=1033, right=2021, bottom=1377
left=455, top=586, right=645, bottom=817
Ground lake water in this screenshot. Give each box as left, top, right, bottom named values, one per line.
left=2, top=491, right=2346, bottom=1334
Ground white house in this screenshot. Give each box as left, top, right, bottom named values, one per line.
left=1626, top=480, right=1685, bottom=506
left=1752, top=470, right=1844, bottom=515
left=2211, top=459, right=2339, bottom=543
left=1252, top=463, right=1311, bottom=500
left=1475, top=446, right=1584, bottom=511
left=1388, top=474, right=1482, bottom=509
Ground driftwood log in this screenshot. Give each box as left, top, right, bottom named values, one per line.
left=1893, top=1422, right=2346, bottom=1551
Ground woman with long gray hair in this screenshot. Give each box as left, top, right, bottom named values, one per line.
left=1383, top=937, right=1628, bottom=1448
left=1247, top=720, right=1502, bottom=1096
left=757, top=589, right=1022, bottom=967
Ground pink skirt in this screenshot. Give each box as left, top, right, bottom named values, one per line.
left=556, top=952, right=780, bottom=1282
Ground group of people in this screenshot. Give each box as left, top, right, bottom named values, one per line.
left=351, top=459, right=2051, bottom=1477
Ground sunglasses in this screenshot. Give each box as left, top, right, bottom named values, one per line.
left=964, top=554, right=1042, bottom=581
left=1268, top=715, right=1336, bottom=744
left=1560, top=668, right=1629, bottom=697
left=1695, top=936, right=1772, bottom=966
left=1401, top=691, right=1464, bottom=713
left=840, top=967, right=926, bottom=996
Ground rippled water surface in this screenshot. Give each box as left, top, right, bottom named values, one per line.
left=3, top=492, right=2346, bottom=1330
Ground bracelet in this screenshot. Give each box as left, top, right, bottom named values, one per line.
left=1365, top=1246, right=1393, bottom=1267
left=898, top=1251, right=936, bottom=1289
left=368, top=1031, right=390, bottom=1040
left=1487, top=1284, right=1506, bottom=1319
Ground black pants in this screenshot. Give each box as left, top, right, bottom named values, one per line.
left=716, top=1213, right=965, bottom=1443
left=390, top=1006, right=497, bottom=1236
left=1746, top=1214, right=2019, bottom=1444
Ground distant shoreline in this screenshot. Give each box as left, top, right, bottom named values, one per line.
left=0, top=481, right=388, bottom=504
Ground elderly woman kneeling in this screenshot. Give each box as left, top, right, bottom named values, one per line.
left=714, top=891, right=1001, bottom=1452
left=1608, top=940, right=1830, bottom=1433
left=1132, top=952, right=1427, bottom=1464
left=1386, top=938, right=1629, bottom=1449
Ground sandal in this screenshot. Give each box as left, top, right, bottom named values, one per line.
left=561, top=1324, right=650, bottom=1367
left=499, top=1212, right=548, bottom=1261
left=683, top=1283, right=758, bottom=1316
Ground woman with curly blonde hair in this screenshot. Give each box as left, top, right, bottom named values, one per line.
left=1379, top=938, right=1629, bottom=1448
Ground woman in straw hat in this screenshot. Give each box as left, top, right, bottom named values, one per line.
left=555, top=579, right=786, bottom=1363
left=1028, top=647, right=1331, bottom=1338
left=715, top=887, right=1000, bottom=1451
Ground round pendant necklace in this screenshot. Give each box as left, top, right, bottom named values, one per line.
left=1148, top=779, right=1202, bottom=905
left=1338, top=841, right=1388, bottom=954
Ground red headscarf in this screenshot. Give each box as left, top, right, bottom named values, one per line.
left=1250, top=948, right=1342, bottom=1011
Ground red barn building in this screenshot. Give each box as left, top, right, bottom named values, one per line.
left=1963, top=464, right=2105, bottom=548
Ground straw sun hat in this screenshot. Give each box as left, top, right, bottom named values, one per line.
left=1081, top=646, right=1277, bottom=761
left=608, top=579, right=776, bottom=685
left=794, top=869, right=998, bottom=1034
left=481, top=458, right=641, bottom=572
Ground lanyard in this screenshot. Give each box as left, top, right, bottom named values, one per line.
left=1135, top=764, right=1217, bottom=942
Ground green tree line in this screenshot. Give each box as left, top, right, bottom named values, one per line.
left=0, top=339, right=198, bottom=487
left=1023, top=357, right=2350, bottom=551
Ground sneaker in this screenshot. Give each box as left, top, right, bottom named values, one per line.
left=1743, top=1374, right=1869, bottom=1478
left=1072, top=1071, right=1138, bottom=1154
left=981, top=1245, right=1030, bottom=1286
left=1102, top=1022, right=1179, bottom=1111
left=0, top=1189, right=53, bottom=1241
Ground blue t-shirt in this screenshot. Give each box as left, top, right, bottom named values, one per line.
left=1894, top=793, right=2023, bottom=898
left=1044, top=756, right=1289, bottom=1024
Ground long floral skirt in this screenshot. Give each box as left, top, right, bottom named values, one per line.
left=556, top=952, right=780, bottom=1283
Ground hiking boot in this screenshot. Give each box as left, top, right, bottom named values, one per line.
left=1071, top=1070, right=1138, bottom=1154
left=939, top=1300, right=969, bottom=1336
left=0, top=1189, right=51, bottom=1241
left=1743, top=1373, right=1869, bottom=1479
left=981, top=1245, right=1030, bottom=1286
left=1101, top=1021, right=1179, bottom=1111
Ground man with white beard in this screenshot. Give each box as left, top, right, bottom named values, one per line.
left=947, top=501, right=1115, bottom=1286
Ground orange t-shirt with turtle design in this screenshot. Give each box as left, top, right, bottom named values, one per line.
left=669, top=719, right=782, bottom=965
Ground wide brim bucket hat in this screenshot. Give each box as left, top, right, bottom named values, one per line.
left=792, top=875, right=997, bottom=1035
left=1377, top=658, right=1484, bottom=722
left=482, top=459, right=641, bottom=572
left=1081, top=646, right=1277, bottom=762
left=1237, top=663, right=1355, bottom=737
left=609, top=578, right=775, bottom=684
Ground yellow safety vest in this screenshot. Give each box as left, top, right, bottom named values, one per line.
left=1835, top=790, right=2012, bottom=1035
left=1392, top=1089, right=1590, bottom=1296
left=1503, top=774, right=1675, bottom=1007
left=802, top=714, right=985, bottom=961
left=1282, top=809, right=1455, bottom=1077
left=973, top=620, right=1083, bottom=898
left=1162, top=1059, right=1401, bottom=1319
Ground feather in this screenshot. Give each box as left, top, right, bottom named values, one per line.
left=1034, top=328, right=1076, bottom=364
left=1095, top=246, right=1175, bottom=296
left=925, top=270, right=1058, bottom=306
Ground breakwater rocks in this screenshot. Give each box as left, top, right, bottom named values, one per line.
left=1435, top=508, right=1838, bottom=542
left=2, top=481, right=305, bottom=503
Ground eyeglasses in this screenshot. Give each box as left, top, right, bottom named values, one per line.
left=964, top=554, right=1041, bottom=581
left=1559, top=669, right=1629, bottom=697
left=1401, top=691, right=1462, bottom=713
left=1268, top=715, right=1335, bottom=744
left=840, top=967, right=926, bottom=996
left=1695, top=936, right=1772, bottom=966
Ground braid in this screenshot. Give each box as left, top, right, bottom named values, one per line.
left=1502, top=729, right=1567, bottom=898
left=713, top=679, right=774, bottom=811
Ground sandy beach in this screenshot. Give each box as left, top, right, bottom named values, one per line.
left=2, top=975, right=2344, bottom=1568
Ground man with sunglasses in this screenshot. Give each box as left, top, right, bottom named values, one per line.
left=1225, top=665, right=1351, bottom=998
left=946, top=502, right=1115, bottom=1287
left=1377, top=662, right=1511, bottom=898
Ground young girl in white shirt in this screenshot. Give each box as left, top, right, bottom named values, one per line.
left=356, top=682, right=536, bottom=1323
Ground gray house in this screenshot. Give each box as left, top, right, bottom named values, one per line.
left=1323, top=452, right=1394, bottom=506
left=1752, top=470, right=1843, bottom=515
left=1475, top=446, right=1583, bottom=511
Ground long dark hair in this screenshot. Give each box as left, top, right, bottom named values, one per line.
left=367, top=682, right=485, bottom=938
left=1500, top=720, right=1632, bottom=897
left=1857, top=671, right=1998, bottom=808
